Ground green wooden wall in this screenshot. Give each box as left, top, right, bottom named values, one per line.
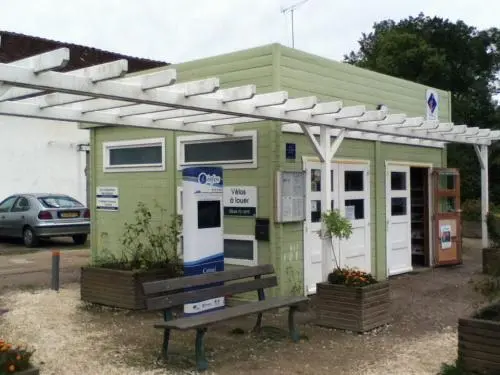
left=89, top=43, right=450, bottom=297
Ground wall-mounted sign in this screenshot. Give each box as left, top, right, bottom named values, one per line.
left=276, top=171, right=305, bottom=222
left=96, top=186, right=119, bottom=211
left=223, top=186, right=257, bottom=217
left=426, top=88, right=439, bottom=121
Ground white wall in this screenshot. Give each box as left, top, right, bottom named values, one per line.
left=0, top=116, right=89, bottom=205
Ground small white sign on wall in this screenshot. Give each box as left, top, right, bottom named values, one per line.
left=223, top=186, right=257, bottom=217
left=96, top=186, right=119, bottom=211
left=426, top=88, right=439, bottom=121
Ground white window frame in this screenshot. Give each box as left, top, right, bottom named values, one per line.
left=176, top=130, right=258, bottom=170
left=224, top=234, right=258, bottom=267
left=103, top=137, right=165, bottom=173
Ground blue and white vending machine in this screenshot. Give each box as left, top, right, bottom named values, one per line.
left=182, top=166, right=225, bottom=316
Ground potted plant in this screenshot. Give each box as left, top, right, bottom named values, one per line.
left=315, top=210, right=391, bottom=333
left=0, top=339, right=38, bottom=374
left=483, top=210, right=500, bottom=275
left=457, top=211, right=500, bottom=374
left=80, top=201, right=183, bottom=310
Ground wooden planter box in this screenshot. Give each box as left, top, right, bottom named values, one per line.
left=315, top=281, right=391, bottom=333
left=482, top=248, right=500, bottom=275
left=17, top=367, right=39, bottom=375
left=81, top=266, right=178, bottom=310
left=458, top=305, right=500, bottom=374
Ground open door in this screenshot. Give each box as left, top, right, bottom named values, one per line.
left=432, top=168, right=462, bottom=266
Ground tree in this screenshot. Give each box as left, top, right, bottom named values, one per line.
left=345, top=13, right=500, bottom=202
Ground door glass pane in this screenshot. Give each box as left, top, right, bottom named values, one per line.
left=331, top=200, right=335, bottom=211
left=391, top=197, right=407, bottom=216
left=311, top=200, right=321, bottom=222
left=345, top=171, right=364, bottom=191
left=391, top=172, right=407, bottom=191
left=345, top=199, right=364, bottom=219
left=311, top=169, right=321, bottom=192
left=224, top=239, right=254, bottom=260
left=439, top=173, right=456, bottom=190
left=330, top=170, right=334, bottom=192
left=439, top=197, right=457, bottom=213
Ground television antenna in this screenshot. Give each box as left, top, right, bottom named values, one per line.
left=280, top=0, right=310, bottom=48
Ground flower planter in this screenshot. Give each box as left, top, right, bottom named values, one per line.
left=482, top=248, right=500, bottom=275
left=315, top=281, right=391, bottom=333
left=458, top=303, right=500, bottom=374
left=17, top=367, right=40, bottom=375
left=80, top=266, right=179, bottom=310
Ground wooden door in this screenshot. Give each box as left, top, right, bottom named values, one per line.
left=432, top=168, right=462, bottom=265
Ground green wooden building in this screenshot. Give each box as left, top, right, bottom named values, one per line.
left=83, top=43, right=455, bottom=297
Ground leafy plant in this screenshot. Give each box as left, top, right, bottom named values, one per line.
left=487, top=211, right=500, bottom=248
left=0, top=339, right=35, bottom=374
left=438, top=360, right=470, bottom=375
left=93, top=201, right=183, bottom=274
left=461, top=199, right=482, bottom=222
left=317, top=209, right=353, bottom=270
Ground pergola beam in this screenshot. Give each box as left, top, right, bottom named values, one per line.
left=0, top=52, right=496, bottom=145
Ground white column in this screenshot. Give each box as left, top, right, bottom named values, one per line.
left=481, top=145, right=489, bottom=248
left=475, top=144, right=489, bottom=248
left=320, top=125, right=332, bottom=279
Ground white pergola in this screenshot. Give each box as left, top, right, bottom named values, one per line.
left=0, top=48, right=497, bottom=249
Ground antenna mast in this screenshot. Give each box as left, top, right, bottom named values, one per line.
left=280, top=0, right=310, bottom=48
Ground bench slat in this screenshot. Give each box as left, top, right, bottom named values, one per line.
left=154, top=296, right=309, bottom=330
left=143, top=264, right=275, bottom=295
left=146, top=276, right=278, bottom=311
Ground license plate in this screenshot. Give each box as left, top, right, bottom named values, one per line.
left=60, top=212, right=79, bottom=218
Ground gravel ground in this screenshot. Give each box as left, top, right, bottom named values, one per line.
left=0, top=238, right=487, bottom=374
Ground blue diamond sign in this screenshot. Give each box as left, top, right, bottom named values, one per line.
left=427, top=93, right=437, bottom=113
left=426, top=89, right=439, bottom=120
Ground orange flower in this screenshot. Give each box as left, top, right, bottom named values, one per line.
left=8, top=364, right=15, bottom=372
left=16, top=354, right=22, bottom=360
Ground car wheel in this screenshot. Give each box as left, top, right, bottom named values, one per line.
left=23, top=227, right=39, bottom=248
left=72, top=234, right=88, bottom=245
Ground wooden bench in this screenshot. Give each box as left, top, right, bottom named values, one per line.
left=142, top=264, right=309, bottom=371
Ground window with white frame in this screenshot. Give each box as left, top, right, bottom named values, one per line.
left=224, top=234, right=257, bottom=266
left=177, top=130, right=257, bottom=169
left=103, top=137, right=165, bottom=172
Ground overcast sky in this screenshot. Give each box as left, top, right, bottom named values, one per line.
left=0, top=0, right=497, bottom=64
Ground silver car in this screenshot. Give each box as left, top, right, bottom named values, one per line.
left=0, top=193, right=90, bottom=247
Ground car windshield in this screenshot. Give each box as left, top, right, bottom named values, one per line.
left=38, top=196, right=83, bottom=209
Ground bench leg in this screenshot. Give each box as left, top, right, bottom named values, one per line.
left=288, top=306, right=300, bottom=342
left=195, top=328, right=208, bottom=371
left=252, top=312, right=263, bottom=333
left=162, top=328, right=170, bottom=359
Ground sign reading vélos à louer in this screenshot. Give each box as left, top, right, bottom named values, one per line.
left=223, top=186, right=257, bottom=217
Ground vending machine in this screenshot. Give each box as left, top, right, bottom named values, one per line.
left=182, top=166, right=225, bottom=315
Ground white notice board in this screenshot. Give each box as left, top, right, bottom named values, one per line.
left=276, top=171, right=305, bottom=222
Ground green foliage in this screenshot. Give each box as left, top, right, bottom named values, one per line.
left=93, top=201, right=183, bottom=273
left=487, top=212, right=500, bottom=248
left=438, top=360, right=470, bottom=375
left=320, top=209, right=353, bottom=240
left=461, top=199, right=482, bottom=221
left=345, top=12, right=500, bottom=204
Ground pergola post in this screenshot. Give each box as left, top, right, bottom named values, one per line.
left=474, top=144, right=489, bottom=248
left=320, top=125, right=332, bottom=279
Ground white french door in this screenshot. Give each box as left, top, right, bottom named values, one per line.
left=386, top=164, right=412, bottom=275
left=303, top=160, right=371, bottom=295
left=338, top=163, right=371, bottom=273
